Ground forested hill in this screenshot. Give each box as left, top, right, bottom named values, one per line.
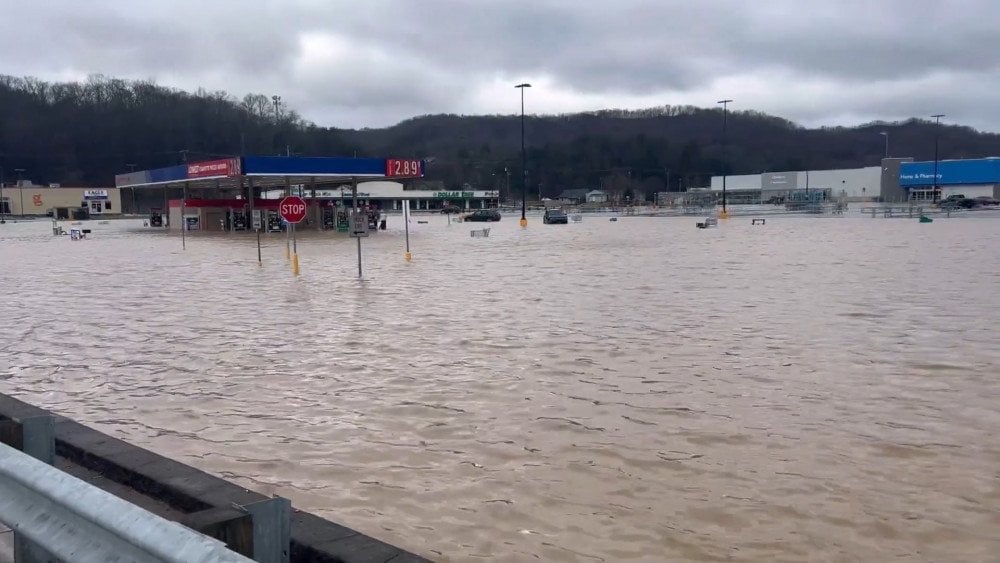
left=3, top=74, right=1000, bottom=195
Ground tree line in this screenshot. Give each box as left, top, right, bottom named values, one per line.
left=2, top=74, right=1000, bottom=200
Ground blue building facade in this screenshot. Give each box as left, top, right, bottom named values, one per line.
left=898, top=158, right=1000, bottom=200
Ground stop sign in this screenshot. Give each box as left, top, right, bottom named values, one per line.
left=279, top=196, right=307, bottom=223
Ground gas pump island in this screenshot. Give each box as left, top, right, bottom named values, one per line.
left=115, top=155, right=424, bottom=274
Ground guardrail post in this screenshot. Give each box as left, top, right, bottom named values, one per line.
left=183, top=507, right=254, bottom=557
left=19, top=416, right=54, bottom=465
left=0, top=415, right=53, bottom=464
left=242, top=497, right=291, bottom=563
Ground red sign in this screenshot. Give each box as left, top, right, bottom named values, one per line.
left=187, top=158, right=241, bottom=178
left=279, top=196, right=307, bottom=223
left=385, top=158, right=423, bottom=178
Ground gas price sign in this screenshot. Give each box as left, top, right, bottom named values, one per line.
left=385, top=159, right=423, bottom=178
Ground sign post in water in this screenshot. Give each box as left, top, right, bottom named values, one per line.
left=279, top=196, right=307, bottom=275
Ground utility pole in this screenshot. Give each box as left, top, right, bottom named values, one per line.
left=126, top=163, right=138, bottom=214
left=14, top=168, right=25, bottom=217
left=0, top=166, right=6, bottom=223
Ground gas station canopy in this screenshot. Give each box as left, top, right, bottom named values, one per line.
left=114, top=156, right=425, bottom=190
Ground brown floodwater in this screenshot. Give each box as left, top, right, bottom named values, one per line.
left=1, top=214, right=999, bottom=562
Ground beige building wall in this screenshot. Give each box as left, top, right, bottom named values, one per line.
left=1, top=185, right=122, bottom=216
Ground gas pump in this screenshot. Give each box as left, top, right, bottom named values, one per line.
left=366, top=206, right=378, bottom=230
left=227, top=208, right=248, bottom=231
left=266, top=210, right=285, bottom=232
left=336, top=206, right=349, bottom=232
left=322, top=205, right=336, bottom=229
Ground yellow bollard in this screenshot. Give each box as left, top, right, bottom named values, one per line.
left=519, top=217, right=528, bottom=228
left=404, top=251, right=412, bottom=262
left=292, top=253, right=300, bottom=276
left=717, top=209, right=730, bottom=220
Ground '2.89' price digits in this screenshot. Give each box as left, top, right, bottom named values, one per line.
left=386, top=158, right=422, bottom=177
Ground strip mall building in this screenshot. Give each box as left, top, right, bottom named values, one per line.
left=0, top=184, right=123, bottom=217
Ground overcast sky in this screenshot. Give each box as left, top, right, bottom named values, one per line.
left=2, top=0, right=997, bottom=132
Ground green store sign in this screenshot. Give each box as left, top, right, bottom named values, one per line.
left=434, top=191, right=474, bottom=198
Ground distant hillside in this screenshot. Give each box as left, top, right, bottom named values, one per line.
left=2, top=75, right=999, bottom=198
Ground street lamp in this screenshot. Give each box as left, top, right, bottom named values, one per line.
left=515, top=83, right=531, bottom=227
left=717, top=99, right=733, bottom=217
left=14, top=168, right=25, bottom=217
left=931, top=114, right=945, bottom=203
left=879, top=131, right=889, bottom=159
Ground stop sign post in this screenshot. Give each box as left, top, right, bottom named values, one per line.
left=279, top=196, right=306, bottom=276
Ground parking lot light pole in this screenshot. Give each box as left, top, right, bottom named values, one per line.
left=516, top=83, right=531, bottom=228
left=931, top=114, right=945, bottom=203
left=717, top=99, right=732, bottom=218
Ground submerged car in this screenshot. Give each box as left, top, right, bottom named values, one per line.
left=543, top=208, right=568, bottom=224
left=463, top=209, right=501, bottom=222
left=940, top=197, right=978, bottom=209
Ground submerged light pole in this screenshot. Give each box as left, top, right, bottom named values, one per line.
left=516, top=83, right=531, bottom=228
left=717, top=99, right=732, bottom=218
left=931, top=114, right=945, bottom=203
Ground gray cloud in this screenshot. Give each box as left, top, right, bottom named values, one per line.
left=1, top=0, right=997, bottom=131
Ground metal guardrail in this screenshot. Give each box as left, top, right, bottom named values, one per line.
left=0, top=441, right=254, bottom=563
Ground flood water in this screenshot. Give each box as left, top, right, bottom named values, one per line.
left=2, top=214, right=999, bottom=562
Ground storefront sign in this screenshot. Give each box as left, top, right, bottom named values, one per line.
left=337, top=190, right=371, bottom=197
left=187, top=158, right=241, bottom=178
left=83, top=189, right=109, bottom=199
left=899, top=158, right=1000, bottom=186
left=434, top=191, right=474, bottom=198
left=115, top=171, right=151, bottom=188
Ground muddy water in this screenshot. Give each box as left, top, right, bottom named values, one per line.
left=1, top=215, right=999, bottom=562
